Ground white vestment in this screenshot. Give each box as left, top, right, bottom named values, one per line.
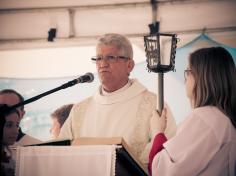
left=152, top=106, right=236, bottom=176
left=59, top=79, right=177, bottom=165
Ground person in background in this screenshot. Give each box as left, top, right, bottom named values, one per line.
left=149, top=47, right=236, bottom=176
left=1, top=106, right=20, bottom=176
left=0, top=89, right=41, bottom=145
left=59, top=33, right=177, bottom=166
left=50, top=104, right=73, bottom=139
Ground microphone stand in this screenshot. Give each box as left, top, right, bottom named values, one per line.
left=0, top=77, right=86, bottom=165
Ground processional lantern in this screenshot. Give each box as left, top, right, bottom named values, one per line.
left=144, top=33, right=177, bottom=73
left=144, top=33, right=178, bottom=113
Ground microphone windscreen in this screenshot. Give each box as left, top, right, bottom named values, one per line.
left=85, top=72, right=94, bottom=83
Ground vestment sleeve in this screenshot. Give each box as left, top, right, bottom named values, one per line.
left=148, top=133, right=167, bottom=175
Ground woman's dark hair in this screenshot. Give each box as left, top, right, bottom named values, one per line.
left=0, top=104, right=20, bottom=117
left=189, top=47, right=236, bottom=128
left=0, top=89, right=24, bottom=110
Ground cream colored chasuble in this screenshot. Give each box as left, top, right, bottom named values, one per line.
left=80, top=79, right=146, bottom=143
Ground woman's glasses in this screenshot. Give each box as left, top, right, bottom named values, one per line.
left=184, top=69, right=192, bottom=80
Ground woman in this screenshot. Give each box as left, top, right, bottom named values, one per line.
left=149, top=47, right=236, bottom=176
left=1, top=108, right=20, bottom=176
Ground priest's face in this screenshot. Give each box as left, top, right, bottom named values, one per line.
left=96, top=44, right=134, bottom=92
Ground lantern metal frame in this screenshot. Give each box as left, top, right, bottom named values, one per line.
left=144, top=33, right=178, bottom=73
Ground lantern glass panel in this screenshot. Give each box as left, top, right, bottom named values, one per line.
left=159, top=35, right=173, bottom=66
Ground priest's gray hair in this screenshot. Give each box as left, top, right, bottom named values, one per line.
left=96, top=33, right=133, bottom=59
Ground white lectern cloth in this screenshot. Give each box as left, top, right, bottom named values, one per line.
left=15, top=145, right=117, bottom=176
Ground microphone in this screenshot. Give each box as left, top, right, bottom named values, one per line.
left=61, top=72, right=94, bottom=89
left=76, top=72, right=94, bottom=83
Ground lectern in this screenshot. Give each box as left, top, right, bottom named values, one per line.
left=15, top=137, right=148, bottom=176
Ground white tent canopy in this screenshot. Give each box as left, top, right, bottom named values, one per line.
left=0, top=0, right=235, bottom=46
left=0, top=0, right=236, bottom=78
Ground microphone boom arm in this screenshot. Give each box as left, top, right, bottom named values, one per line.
left=10, top=81, right=73, bottom=112
left=0, top=73, right=94, bottom=116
